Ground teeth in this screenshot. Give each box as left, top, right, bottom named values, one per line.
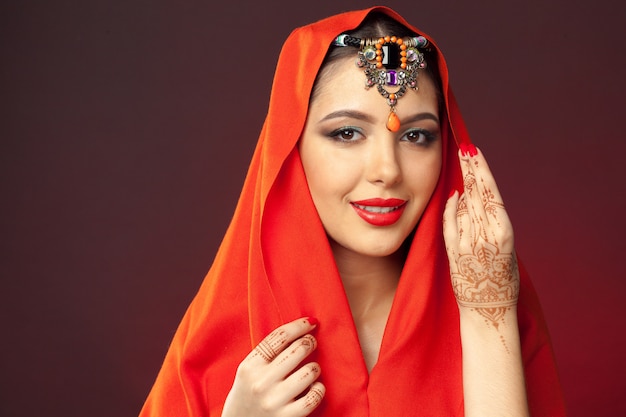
left=354, top=204, right=400, bottom=214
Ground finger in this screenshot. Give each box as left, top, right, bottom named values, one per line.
left=269, top=334, right=317, bottom=379
left=443, top=189, right=459, bottom=244
left=467, top=147, right=511, bottom=230
left=288, top=381, right=325, bottom=416
left=457, top=150, right=478, bottom=245
left=276, top=361, right=322, bottom=405
left=460, top=149, right=489, bottom=241
left=466, top=148, right=515, bottom=251
left=248, top=317, right=318, bottom=364
left=455, top=192, right=473, bottom=254
left=443, top=190, right=460, bottom=271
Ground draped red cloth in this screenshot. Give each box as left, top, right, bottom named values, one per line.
left=140, top=7, right=566, bottom=416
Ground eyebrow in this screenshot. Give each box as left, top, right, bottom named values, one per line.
left=402, top=112, right=440, bottom=125
left=319, top=109, right=375, bottom=123
left=319, top=109, right=439, bottom=125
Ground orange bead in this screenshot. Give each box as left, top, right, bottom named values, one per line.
left=376, top=62, right=383, bottom=69
left=384, top=36, right=391, bottom=42
left=397, top=38, right=403, bottom=45
left=389, top=93, right=396, bottom=100
left=400, top=44, right=407, bottom=50
left=401, top=63, right=407, bottom=69
left=387, top=111, right=400, bottom=132
left=391, top=36, right=397, bottom=42
left=400, top=50, right=407, bottom=56
left=379, top=37, right=385, bottom=44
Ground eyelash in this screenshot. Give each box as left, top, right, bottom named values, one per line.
left=401, top=128, right=437, bottom=146
left=326, top=127, right=437, bottom=146
left=327, top=126, right=364, bottom=143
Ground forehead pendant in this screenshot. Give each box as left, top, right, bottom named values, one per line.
left=333, top=34, right=428, bottom=132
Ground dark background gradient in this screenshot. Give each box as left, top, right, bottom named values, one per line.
left=2, top=0, right=625, bottom=416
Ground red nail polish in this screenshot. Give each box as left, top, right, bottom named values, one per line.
left=458, top=143, right=468, bottom=156
left=306, top=317, right=319, bottom=327
left=467, top=143, right=478, bottom=157
left=448, top=189, right=456, bottom=198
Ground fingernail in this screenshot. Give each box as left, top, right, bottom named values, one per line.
left=448, top=189, right=456, bottom=198
left=458, top=143, right=468, bottom=156
left=306, top=317, right=319, bottom=327
left=467, top=143, right=478, bottom=157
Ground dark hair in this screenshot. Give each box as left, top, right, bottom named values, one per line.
left=311, top=11, right=442, bottom=108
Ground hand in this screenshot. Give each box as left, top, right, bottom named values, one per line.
left=221, top=317, right=325, bottom=417
left=443, top=144, right=520, bottom=329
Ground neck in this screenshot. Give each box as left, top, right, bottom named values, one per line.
left=330, top=240, right=406, bottom=319
left=330, top=240, right=407, bottom=372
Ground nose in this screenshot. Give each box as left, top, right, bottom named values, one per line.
left=365, top=136, right=402, bottom=187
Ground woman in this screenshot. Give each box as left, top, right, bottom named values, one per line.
left=140, top=7, right=565, bottom=416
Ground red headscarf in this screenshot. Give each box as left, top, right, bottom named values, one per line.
left=140, top=7, right=565, bottom=416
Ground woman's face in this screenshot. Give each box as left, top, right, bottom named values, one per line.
left=299, top=57, right=442, bottom=258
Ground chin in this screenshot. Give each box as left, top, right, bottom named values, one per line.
left=365, top=244, right=404, bottom=258
left=336, top=237, right=409, bottom=259
left=362, top=229, right=416, bottom=258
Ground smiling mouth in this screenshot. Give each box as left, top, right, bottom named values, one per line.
left=350, top=199, right=408, bottom=226
left=351, top=203, right=403, bottom=214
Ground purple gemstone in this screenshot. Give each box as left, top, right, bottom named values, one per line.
left=386, top=70, right=398, bottom=86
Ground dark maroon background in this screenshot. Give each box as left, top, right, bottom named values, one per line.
left=2, top=1, right=625, bottom=416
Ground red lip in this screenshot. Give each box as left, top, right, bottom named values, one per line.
left=350, top=198, right=408, bottom=226
left=351, top=198, right=406, bottom=207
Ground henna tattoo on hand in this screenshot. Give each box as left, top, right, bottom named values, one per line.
left=481, top=184, right=506, bottom=218
left=304, top=386, right=324, bottom=409
left=446, top=152, right=521, bottom=341
left=277, top=334, right=316, bottom=365
left=452, top=241, right=519, bottom=329
left=298, top=364, right=320, bottom=381
left=253, top=329, right=288, bottom=362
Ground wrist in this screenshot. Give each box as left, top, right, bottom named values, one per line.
left=457, top=303, right=519, bottom=333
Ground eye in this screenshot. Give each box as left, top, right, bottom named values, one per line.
left=327, top=127, right=364, bottom=143
left=401, top=128, right=436, bottom=146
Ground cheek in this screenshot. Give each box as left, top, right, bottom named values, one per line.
left=428, top=155, right=443, bottom=186
left=300, top=148, right=333, bottom=204
left=403, top=151, right=442, bottom=192
left=300, top=144, right=358, bottom=201
left=306, top=161, right=353, bottom=205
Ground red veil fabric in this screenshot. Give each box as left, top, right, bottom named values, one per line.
left=140, top=6, right=565, bottom=416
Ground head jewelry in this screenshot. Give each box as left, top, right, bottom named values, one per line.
left=332, top=34, right=429, bottom=132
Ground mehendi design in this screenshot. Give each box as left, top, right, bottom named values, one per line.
left=299, top=364, right=320, bottom=381
left=451, top=241, right=519, bottom=329
left=456, top=193, right=468, bottom=241
left=463, top=169, right=477, bottom=192
left=463, top=170, right=491, bottom=241
left=277, top=334, right=315, bottom=365
left=446, top=151, right=521, bottom=349
left=304, top=386, right=324, bottom=409
left=481, top=183, right=505, bottom=217
left=253, top=329, right=288, bottom=362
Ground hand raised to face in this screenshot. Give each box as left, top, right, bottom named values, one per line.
left=221, top=317, right=325, bottom=417
left=443, top=145, right=520, bottom=330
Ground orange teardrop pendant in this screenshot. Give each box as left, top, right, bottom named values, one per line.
left=386, top=110, right=400, bottom=132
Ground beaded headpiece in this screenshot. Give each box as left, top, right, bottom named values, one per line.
left=332, top=34, right=429, bottom=132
